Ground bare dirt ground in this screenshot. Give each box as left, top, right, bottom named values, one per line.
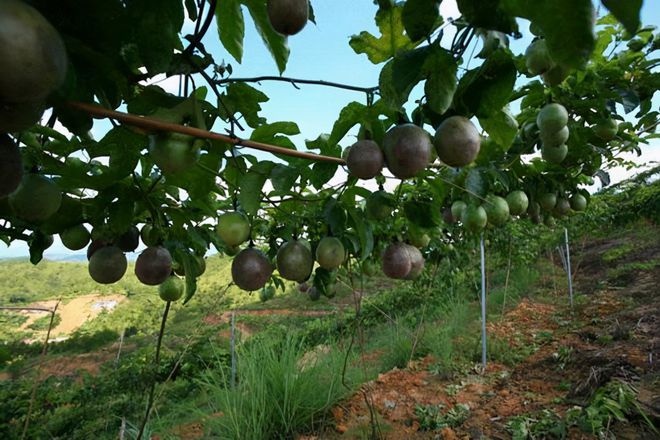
left=327, top=233, right=660, bottom=439
left=17, top=293, right=126, bottom=338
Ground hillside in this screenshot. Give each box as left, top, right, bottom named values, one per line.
left=0, top=170, right=658, bottom=439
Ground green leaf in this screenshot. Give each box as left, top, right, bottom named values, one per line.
left=349, top=5, right=419, bottom=64
left=164, top=151, right=223, bottom=199
left=185, top=0, right=198, bottom=20
left=323, top=199, right=347, bottom=236
left=503, top=0, right=595, bottom=69
left=238, top=161, right=276, bottom=217
left=216, top=0, right=245, bottom=63
left=242, top=0, right=290, bottom=73
left=464, top=168, right=486, bottom=198
left=270, top=165, right=299, bottom=192
left=403, top=198, right=442, bottom=228
left=175, top=248, right=198, bottom=304
left=250, top=121, right=300, bottom=143
left=457, top=0, right=519, bottom=34
left=479, top=108, right=518, bottom=150
left=306, top=134, right=341, bottom=157
left=392, top=46, right=432, bottom=97
left=108, top=190, right=136, bottom=234
left=474, top=138, right=508, bottom=166
left=220, top=83, right=269, bottom=128
left=128, top=0, right=184, bottom=74
left=402, top=0, right=441, bottom=41
left=379, top=45, right=433, bottom=109
left=424, top=47, right=458, bottom=115
left=346, top=206, right=374, bottom=261
left=310, top=162, right=338, bottom=190
left=329, top=102, right=368, bottom=146
left=88, top=127, right=145, bottom=189
left=602, top=0, right=642, bottom=35
left=313, top=267, right=336, bottom=296
left=453, top=49, right=516, bottom=117
left=29, top=232, right=51, bottom=265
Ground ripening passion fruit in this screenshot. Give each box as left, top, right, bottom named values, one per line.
left=346, top=140, right=384, bottom=180
left=135, top=246, right=173, bottom=286
left=88, top=245, right=127, bottom=284
left=231, top=247, right=273, bottom=291
left=0, top=0, right=67, bottom=104
left=267, top=0, right=309, bottom=36
left=381, top=242, right=412, bottom=279
left=433, top=116, right=481, bottom=168
left=382, top=124, right=432, bottom=179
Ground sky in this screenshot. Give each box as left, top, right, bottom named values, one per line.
left=1, top=0, right=659, bottom=259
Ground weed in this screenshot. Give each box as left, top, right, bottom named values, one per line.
left=602, top=243, right=635, bottom=262
left=567, top=380, right=659, bottom=437
left=507, top=409, right=567, bottom=439
left=415, top=403, right=470, bottom=431
left=552, top=346, right=574, bottom=370
left=200, top=335, right=356, bottom=439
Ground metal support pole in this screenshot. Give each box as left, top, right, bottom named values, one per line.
left=480, top=234, right=487, bottom=370
left=230, top=312, right=236, bottom=388
left=564, top=228, right=574, bottom=310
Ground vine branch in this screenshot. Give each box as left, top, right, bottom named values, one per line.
left=66, top=101, right=345, bottom=165
left=216, top=76, right=379, bottom=94
left=136, top=300, right=171, bottom=440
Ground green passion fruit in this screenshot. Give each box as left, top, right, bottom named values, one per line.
left=217, top=212, right=250, bottom=247
left=506, top=191, right=529, bottom=216
left=594, top=118, right=618, bottom=141
left=461, top=205, right=488, bottom=233
left=484, top=195, right=510, bottom=226
left=541, top=144, right=568, bottom=164
left=0, top=135, right=23, bottom=198
left=60, top=224, right=90, bottom=251
left=570, top=194, right=587, bottom=211
left=451, top=200, right=467, bottom=220
left=148, top=132, right=199, bottom=174
left=538, top=193, right=557, bottom=212
left=366, top=190, right=395, bottom=220
left=9, top=174, right=62, bottom=223
left=525, top=39, right=553, bottom=75
left=315, top=237, right=345, bottom=270
left=159, top=275, right=185, bottom=302
left=277, top=240, right=314, bottom=282
left=537, top=103, right=568, bottom=134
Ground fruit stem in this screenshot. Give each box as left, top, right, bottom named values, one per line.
left=66, top=101, right=346, bottom=165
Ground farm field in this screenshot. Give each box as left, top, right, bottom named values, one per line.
left=1, top=1, right=659, bottom=439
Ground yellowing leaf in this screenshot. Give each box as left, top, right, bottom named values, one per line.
left=349, top=5, right=419, bottom=64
